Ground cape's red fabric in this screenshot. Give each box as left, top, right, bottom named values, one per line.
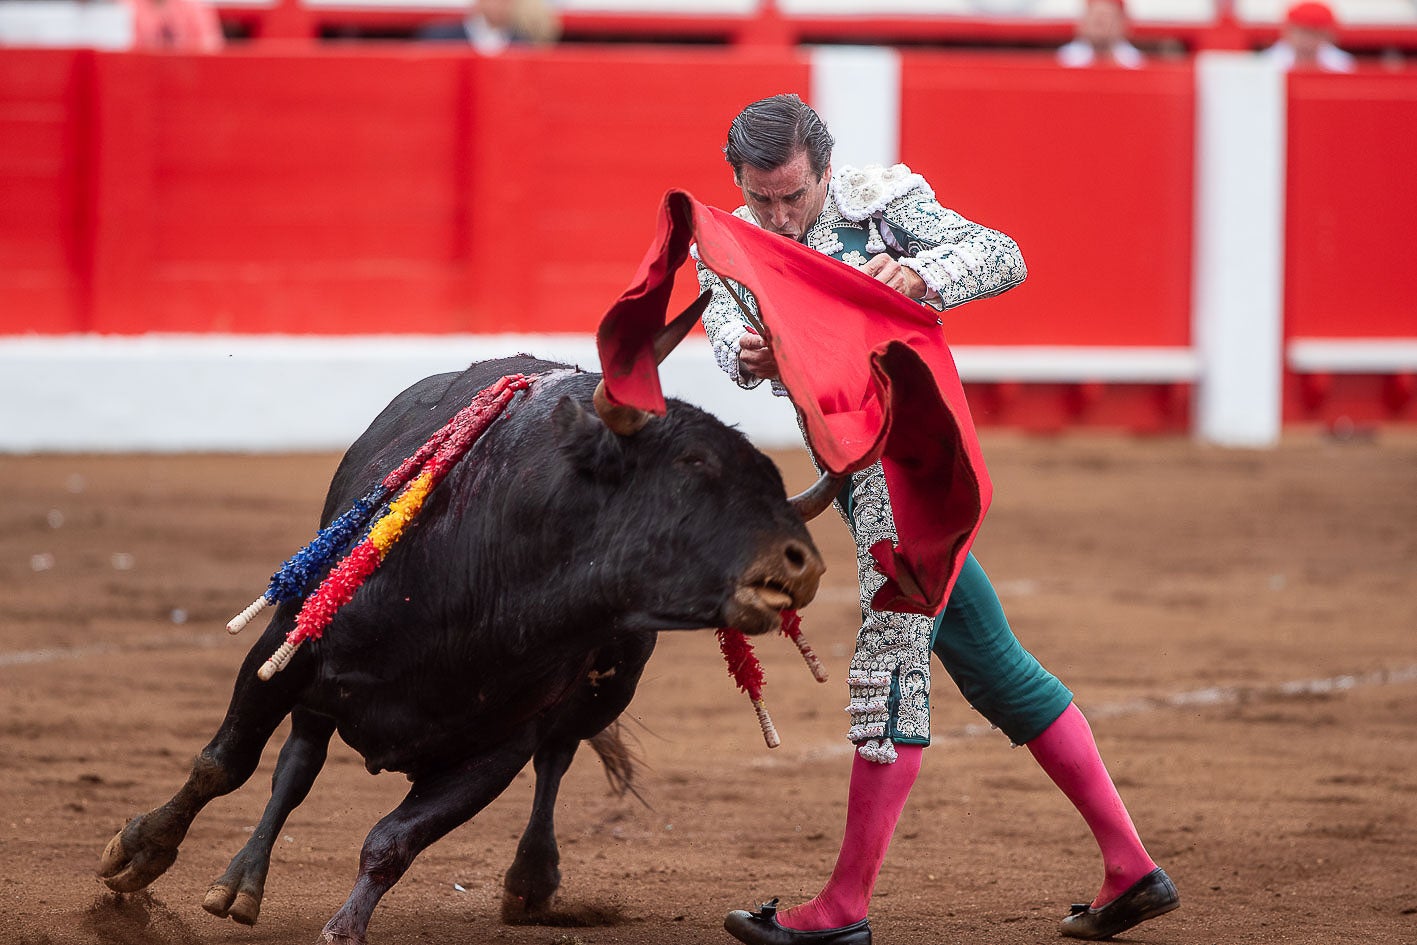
left=597, top=190, right=993, bottom=617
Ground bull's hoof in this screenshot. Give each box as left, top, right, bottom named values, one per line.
left=203, top=883, right=262, bottom=925
left=502, top=857, right=561, bottom=925
left=500, top=888, right=560, bottom=926
left=97, top=814, right=183, bottom=893
left=501, top=892, right=623, bottom=928
left=203, top=850, right=269, bottom=925
left=320, top=919, right=366, bottom=945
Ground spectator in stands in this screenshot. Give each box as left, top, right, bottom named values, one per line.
left=416, top=0, right=559, bottom=52
left=1059, top=0, right=1144, bottom=69
left=1057, top=0, right=1143, bottom=69
left=121, top=0, right=223, bottom=51
left=1263, top=1, right=1355, bottom=72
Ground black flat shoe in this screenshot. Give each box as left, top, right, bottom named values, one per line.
left=724, top=899, right=872, bottom=945
left=1059, top=867, right=1180, bottom=940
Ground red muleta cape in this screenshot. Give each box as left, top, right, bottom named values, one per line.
left=596, top=190, right=993, bottom=617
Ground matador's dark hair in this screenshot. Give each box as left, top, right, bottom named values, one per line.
left=724, top=93, right=835, bottom=179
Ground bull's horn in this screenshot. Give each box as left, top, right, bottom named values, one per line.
left=653, top=290, right=710, bottom=364
left=593, top=380, right=652, bottom=436
left=788, top=469, right=849, bottom=522
left=595, top=290, right=714, bottom=436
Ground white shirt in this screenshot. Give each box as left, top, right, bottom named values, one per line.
left=1057, top=38, right=1144, bottom=69
left=464, top=13, right=511, bottom=54
left=1261, top=40, right=1356, bottom=73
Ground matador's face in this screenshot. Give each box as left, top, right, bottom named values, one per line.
left=736, top=150, right=831, bottom=243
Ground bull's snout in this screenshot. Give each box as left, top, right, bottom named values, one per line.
left=727, top=534, right=827, bottom=636
left=778, top=537, right=825, bottom=601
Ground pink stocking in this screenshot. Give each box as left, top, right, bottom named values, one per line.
left=1026, top=702, right=1156, bottom=906
left=777, top=744, right=923, bottom=931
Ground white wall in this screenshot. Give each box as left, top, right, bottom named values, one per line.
left=0, top=335, right=802, bottom=453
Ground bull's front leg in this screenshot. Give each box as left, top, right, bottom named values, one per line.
left=204, top=706, right=338, bottom=925
left=98, top=625, right=310, bottom=894
left=501, top=736, right=577, bottom=923
left=321, top=732, right=537, bottom=945
left=502, top=635, right=654, bottom=924
left=97, top=749, right=232, bottom=892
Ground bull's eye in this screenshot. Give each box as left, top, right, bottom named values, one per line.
left=675, top=451, right=720, bottom=476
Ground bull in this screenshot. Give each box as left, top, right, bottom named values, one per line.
left=96, top=329, right=839, bottom=943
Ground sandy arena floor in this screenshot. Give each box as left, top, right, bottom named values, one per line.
left=2, top=431, right=1416, bottom=945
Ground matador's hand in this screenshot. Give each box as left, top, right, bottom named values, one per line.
left=737, top=330, right=780, bottom=381
left=862, top=253, right=928, bottom=300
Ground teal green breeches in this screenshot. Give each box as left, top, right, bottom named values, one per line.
left=839, top=486, right=1074, bottom=748
left=915, top=552, right=1074, bottom=746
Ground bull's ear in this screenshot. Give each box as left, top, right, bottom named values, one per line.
left=551, top=395, right=624, bottom=477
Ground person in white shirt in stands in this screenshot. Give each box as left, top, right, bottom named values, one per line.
left=416, top=0, right=558, bottom=53
left=1263, top=0, right=1356, bottom=73
left=1057, top=0, right=1143, bottom=69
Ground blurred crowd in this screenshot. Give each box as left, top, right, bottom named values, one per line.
left=1056, top=0, right=1358, bottom=71
left=123, top=0, right=223, bottom=51
left=0, top=0, right=1398, bottom=71
left=415, top=0, right=561, bottom=51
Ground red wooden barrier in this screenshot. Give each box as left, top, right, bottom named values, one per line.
left=900, top=54, right=1194, bottom=349
left=1, top=47, right=1414, bottom=435
left=0, top=47, right=806, bottom=336
left=1286, top=71, right=1417, bottom=343
left=0, top=49, right=88, bottom=332
left=457, top=46, right=809, bottom=332
left=1283, top=69, right=1417, bottom=426
left=898, top=53, right=1196, bottom=431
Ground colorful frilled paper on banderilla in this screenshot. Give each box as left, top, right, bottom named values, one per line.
left=595, top=189, right=993, bottom=617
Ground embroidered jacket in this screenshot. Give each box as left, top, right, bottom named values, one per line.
left=698, top=162, right=1025, bottom=392
left=696, top=162, right=1026, bottom=756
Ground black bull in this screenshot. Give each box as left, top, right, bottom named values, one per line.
left=96, top=355, right=832, bottom=944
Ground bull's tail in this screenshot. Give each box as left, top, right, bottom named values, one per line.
left=587, top=721, right=650, bottom=809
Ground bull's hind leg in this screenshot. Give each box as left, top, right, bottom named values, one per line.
left=321, top=732, right=538, bottom=945
left=502, top=635, right=654, bottom=924
left=204, top=706, right=338, bottom=925
left=98, top=626, right=312, bottom=894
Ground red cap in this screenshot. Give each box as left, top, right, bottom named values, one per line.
left=1286, top=1, right=1337, bottom=30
